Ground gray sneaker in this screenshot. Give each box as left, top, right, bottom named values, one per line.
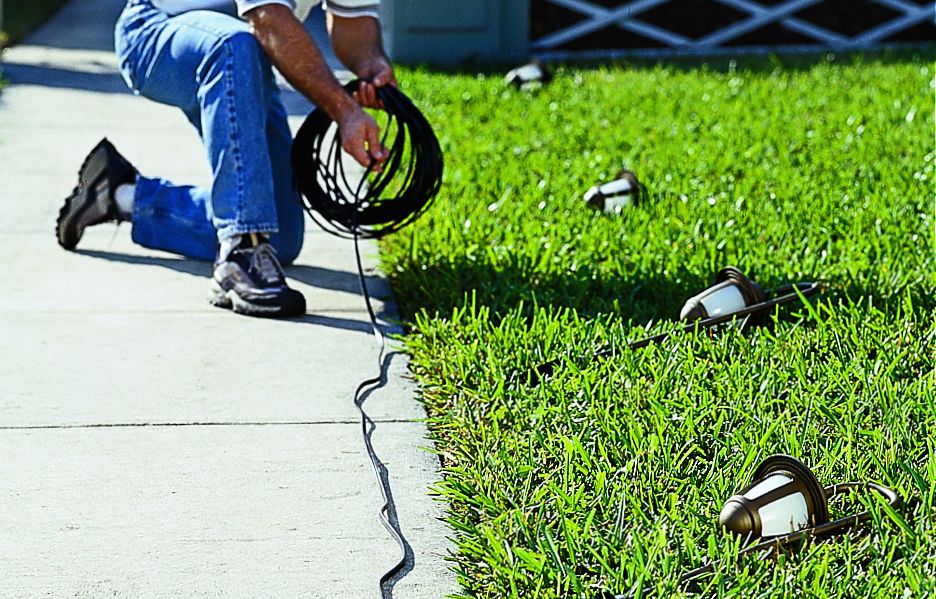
left=56, top=138, right=136, bottom=250
left=210, top=235, right=306, bottom=318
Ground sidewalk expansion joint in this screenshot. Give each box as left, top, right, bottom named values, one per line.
left=0, top=419, right=420, bottom=430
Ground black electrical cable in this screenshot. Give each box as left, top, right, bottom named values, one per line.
left=291, top=81, right=443, bottom=598
left=351, top=227, right=414, bottom=598
left=525, top=281, right=822, bottom=383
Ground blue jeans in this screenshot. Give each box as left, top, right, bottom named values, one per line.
left=115, top=0, right=304, bottom=263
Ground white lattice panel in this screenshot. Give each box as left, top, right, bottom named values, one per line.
left=532, top=0, right=935, bottom=54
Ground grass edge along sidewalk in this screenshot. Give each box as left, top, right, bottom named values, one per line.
left=382, top=52, right=935, bottom=598
left=1, top=0, right=69, bottom=47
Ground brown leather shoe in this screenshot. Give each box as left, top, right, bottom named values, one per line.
left=56, top=138, right=136, bottom=250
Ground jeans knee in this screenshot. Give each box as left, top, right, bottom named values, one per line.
left=203, top=31, right=267, bottom=83
left=197, top=30, right=275, bottom=114
left=221, top=31, right=261, bottom=61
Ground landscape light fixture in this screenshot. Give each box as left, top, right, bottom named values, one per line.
left=523, top=267, right=821, bottom=383
left=505, top=58, right=552, bottom=88
left=719, top=454, right=900, bottom=542
left=719, top=454, right=829, bottom=539
left=584, top=170, right=641, bottom=213
left=613, top=454, right=902, bottom=598
left=630, top=266, right=821, bottom=347
left=674, top=454, right=902, bottom=586
left=680, top=266, right=768, bottom=326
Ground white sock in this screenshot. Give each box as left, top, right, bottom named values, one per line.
left=114, top=183, right=136, bottom=219
left=218, top=235, right=242, bottom=261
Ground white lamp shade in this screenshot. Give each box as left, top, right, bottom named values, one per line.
left=699, top=284, right=747, bottom=317
left=512, top=63, right=544, bottom=82
left=505, top=61, right=551, bottom=87
left=584, top=171, right=640, bottom=213
left=598, top=178, right=634, bottom=196
left=743, top=473, right=792, bottom=500
left=758, top=491, right=810, bottom=536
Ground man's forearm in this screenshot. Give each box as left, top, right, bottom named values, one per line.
left=247, top=5, right=357, bottom=121
left=327, top=14, right=387, bottom=77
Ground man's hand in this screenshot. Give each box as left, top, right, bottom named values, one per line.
left=245, top=4, right=396, bottom=171
left=328, top=14, right=397, bottom=110
left=337, top=106, right=387, bottom=169
left=353, top=57, right=397, bottom=110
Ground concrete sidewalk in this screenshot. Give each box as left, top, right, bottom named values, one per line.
left=0, top=2, right=454, bottom=597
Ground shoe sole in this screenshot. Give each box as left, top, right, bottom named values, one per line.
left=209, top=280, right=306, bottom=318
left=56, top=189, right=82, bottom=250
left=56, top=140, right=119, bottom=250
left=56, top=186, right=101, bottom=251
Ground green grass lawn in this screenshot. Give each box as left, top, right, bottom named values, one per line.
left=384, top=52, right=935, bottom=598
left=1, top=0, right=69, bottom=90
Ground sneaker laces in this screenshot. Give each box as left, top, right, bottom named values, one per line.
left=249, top=243, right=285, bottom=286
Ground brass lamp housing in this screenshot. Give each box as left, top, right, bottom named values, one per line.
left=719, top=455, right=828, bottom=539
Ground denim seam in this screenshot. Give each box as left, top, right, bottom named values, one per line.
left=130, top=178, right=149, bottom=223
left=229, top=223, right=279, bottom=233
left=222, top=42, right=250, bottom=232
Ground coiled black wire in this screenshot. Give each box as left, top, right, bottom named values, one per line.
left=291, top=80, right=443, bottom=238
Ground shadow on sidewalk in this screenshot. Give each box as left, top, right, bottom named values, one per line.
left=20, top=0, right=127, bottom=53
left=75, top=249, right=398, bottom=334
left=76, top=249, right=390, bottom=296
left=287, top=264, right=392, bottom=299
left=75, top=248, right=212, bottom=277
left=288, top=313, right=388, bottom=336
left=1, top=63, right=133, bottom=95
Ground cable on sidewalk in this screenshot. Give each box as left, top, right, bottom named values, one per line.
left=292, top=81, right=443, bottom=598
